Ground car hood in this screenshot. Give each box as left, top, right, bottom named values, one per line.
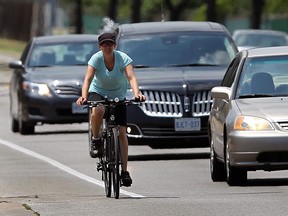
left=236, top=97, right=288, bottom=122
left=24, top=66, right=86, bottom=86
left=134, top=66, right=227, bottom=94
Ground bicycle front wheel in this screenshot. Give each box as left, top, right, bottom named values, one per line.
left=102, top=137, right=112, bottom=197
left=111, top=127, right=121, bottom=199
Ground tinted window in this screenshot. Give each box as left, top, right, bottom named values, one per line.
left=221, top=55, right=241, bottom=87
left=117, top=32, right=236, bottom=67
left=28, top=42, right=99, bottom=67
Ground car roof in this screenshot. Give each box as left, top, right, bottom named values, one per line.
left=117, top=21, right=229, bottom=35
left=244, top=45, right=288, bottom=57
left=233, top=29, right=287, bottom=37
left=32, top=34, right=99, bottom=43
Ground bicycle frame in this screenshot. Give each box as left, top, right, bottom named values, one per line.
left=86, top=98, right=137, bottom=199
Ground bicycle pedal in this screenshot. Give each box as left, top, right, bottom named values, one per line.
left=96, top=163, right=103, bottom=172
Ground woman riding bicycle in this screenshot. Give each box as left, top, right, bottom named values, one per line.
left=76, top=32, right=145, bottom=187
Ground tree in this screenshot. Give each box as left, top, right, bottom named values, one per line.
left=75, top=0, right=83, bottom=33
left=108, top=0, right=119, bottom=21
left=206, top=0, right=216, bottom=22
left=131, top=0, right=142, bottom=23
left=251, top=0, right=265, bottom=29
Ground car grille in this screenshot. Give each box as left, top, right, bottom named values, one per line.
left=139, top=90, right=212, bottom=117
left=278, top=121, right=288, bottom=130
left=192, top=91, right=213, bottom=117
left=53, top=85, right=81, bottom=96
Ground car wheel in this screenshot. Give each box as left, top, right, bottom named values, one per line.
left=10, top=100, right=19, bottom=132
left=18, top=102, right=35, bottom=135
left=11, top=118, right=19, bottom=133
left=225, top=141, right=247, bottom=186
left=210, top=133, right=225, bottom=182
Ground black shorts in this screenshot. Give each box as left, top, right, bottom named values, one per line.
left=88, top=92, right=127, bottom=126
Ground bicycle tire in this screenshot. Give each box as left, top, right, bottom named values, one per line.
left=88, top=108, right=98, bottom=158
left=111, top=127, right=121, bottom=199
left=103, top=136, right=112, bottom=197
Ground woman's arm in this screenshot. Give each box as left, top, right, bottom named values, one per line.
left=124, top=64, right=146, bottom=101
left=76, top=65, right=95, bottom=105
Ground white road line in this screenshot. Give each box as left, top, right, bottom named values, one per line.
left=0, top=138, right=144, bottom=198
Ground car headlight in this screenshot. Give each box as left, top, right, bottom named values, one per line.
left=22, top=81, right=52, bottom=97
left=234, top=115, right=274, bottom=131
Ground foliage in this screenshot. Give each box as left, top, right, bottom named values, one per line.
left=0, top=37, right=26, bottom=55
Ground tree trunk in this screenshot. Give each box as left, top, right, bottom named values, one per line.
left=164, top=0, right=189, bottom=21
left=251, top=0, right=265, bottom=29
left=108, top=0, right=119, bottom=21
left=75, top=0, right=83, bottom=34
left=206, top=0, right=216, bottom=22
left=132, top=0, right=142, bottom=23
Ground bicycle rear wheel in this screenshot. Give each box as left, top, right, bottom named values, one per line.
left=111, top=127, right=121, bottom=199
left=102, top=137, right=112, bottom=197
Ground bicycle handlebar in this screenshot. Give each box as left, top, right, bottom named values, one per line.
left=84, top=97, right=145, bottom=108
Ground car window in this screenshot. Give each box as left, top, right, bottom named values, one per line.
left=117, top=32, right=236, bottom=67
left=236, top=55, right=288, bottom=98
left=28, top=42, right=99, bottom=67
left=235, top=34, right=287, bottom=47
left=221, top=55, right=241, bottom=87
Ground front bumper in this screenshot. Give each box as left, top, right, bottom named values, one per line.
left=228, top=130, right=288, bottom=171
left=126, top=105, right=209, bottom=147
left=22, top=93, right=88, bottom=124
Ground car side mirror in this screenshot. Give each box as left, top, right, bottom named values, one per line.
left=211, top=86, right=231, bottom=100
left=9, top=60, right=24, bottom=69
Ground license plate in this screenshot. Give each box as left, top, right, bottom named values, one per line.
left=175, top=118, right=201, bottom=131
left=72, top=102, right=87, bottom=114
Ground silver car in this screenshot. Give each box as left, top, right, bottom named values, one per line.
left=232, top=29, right=288, bottom=51
left=208, top=46, right=288, bottom=186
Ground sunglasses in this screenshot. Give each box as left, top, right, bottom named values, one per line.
left=100, top=41, right=115, bottom=47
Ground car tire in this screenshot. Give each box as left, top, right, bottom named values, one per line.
left=225, top=141, right=247, bottom=186
left=11, top=118, right=19, bottom=133
left=210, top=135, right=225, bottom=182
left=19, top=121, right=35, bottom=135
left=18, top=102, right=35, bottom=135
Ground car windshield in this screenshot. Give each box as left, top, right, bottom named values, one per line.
left=117, top=32, right=236, bottom=67
left=28, top=42, right=99, bottom=67
left=236, top=55, right=288, bottom=98
left=234, top=33, right=287, bottom=47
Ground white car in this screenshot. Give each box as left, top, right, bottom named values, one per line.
left=208, top=46, right=288, bottom=186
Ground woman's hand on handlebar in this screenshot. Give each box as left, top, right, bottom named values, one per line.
left=76, top=96, right=87, bottom=106
left=135, top=94, right=146, bottom=102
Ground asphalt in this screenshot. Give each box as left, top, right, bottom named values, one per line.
left=0, top=53, right=36, bottom=215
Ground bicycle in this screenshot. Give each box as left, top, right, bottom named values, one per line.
left=85, top=97, right=141, bottom=199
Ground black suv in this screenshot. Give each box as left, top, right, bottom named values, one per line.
left=115, top=21, right=238, bottom=148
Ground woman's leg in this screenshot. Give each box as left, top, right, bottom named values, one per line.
left=91, top=105, right=105, bottom=138
left=118, top=126, right=128, bottom=171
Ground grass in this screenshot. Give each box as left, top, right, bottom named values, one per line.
left=22, top=203, right=40, bottom=216
left=0, top=37, right=26, bottom=56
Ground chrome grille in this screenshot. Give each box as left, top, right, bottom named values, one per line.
left=192, top=90, right=213, bottom=117
left=53, top=85, right=81, bottom=96
left=278, top=121, right=288, bottom=130
left=140, top=90, right=183, bottom=117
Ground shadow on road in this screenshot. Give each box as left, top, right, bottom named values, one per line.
left=128, top=152, right=209, bottom=161
left=246, top=178, right=288, bottom=186
left=34, top=129, right=87, bottom=135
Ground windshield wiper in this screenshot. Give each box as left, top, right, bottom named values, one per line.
left=168, top=63, right=217, bottom=67
left=134, top=65, right=151, bottom=68
left=33, top=65, right=52, bottom=68
left=238, top=94, right=274, bottom=98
